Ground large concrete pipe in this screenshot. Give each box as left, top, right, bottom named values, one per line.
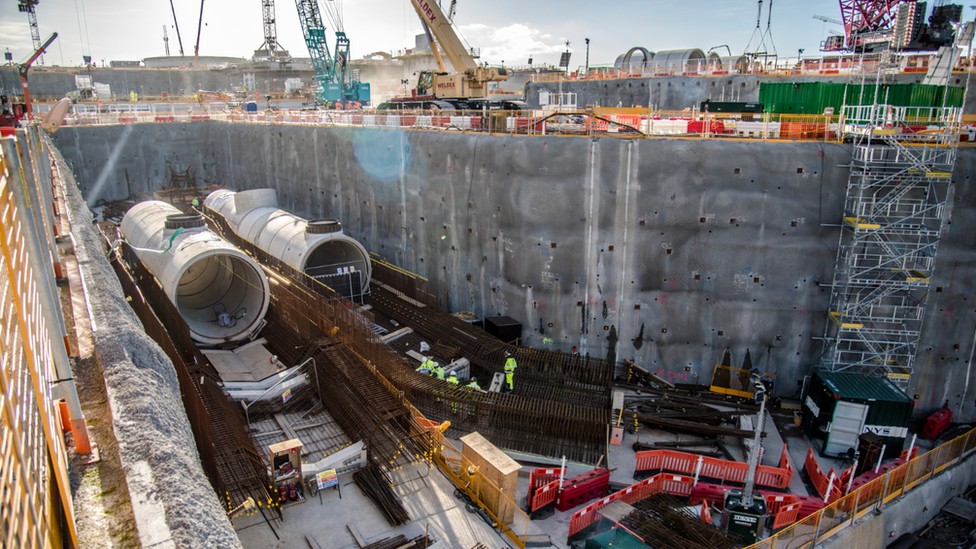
left=120, top=201, right=271, bottom=345
left=204, top=189, right=371, bottom=299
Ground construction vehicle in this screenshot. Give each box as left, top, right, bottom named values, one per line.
left=406, top=0, right=508, bottom=102
left=294, top=0, right=369, bottom=106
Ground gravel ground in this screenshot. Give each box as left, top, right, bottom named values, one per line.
left=51, top=134, right=242, bottom=549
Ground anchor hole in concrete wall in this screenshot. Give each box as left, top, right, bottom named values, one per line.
left=551, top=242, right=557, bottom=248
left=700, top=217, right=707, bottom=223
left=635, top=305, right=640, bottom=310
left=662, top=328, right=667, bottom=333
left=937, top=287, right=943, bottom=292
left=640, top=220, right=645, bottom=226
left=734, top=168, right=740, bottom=174
left=730, top=218, right=736, bottom=224
left=776, top=335, right=782, bottom=340
left=694, top=274, right=701, bottom=280
left=718, top=330, right=724, bottom=336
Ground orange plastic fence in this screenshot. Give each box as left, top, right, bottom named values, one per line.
left=530, top=479, right=560, bottom=512
left=568, top=474, right=695, bottom=537
left=771, top=501, right=803, bottom=530
left=764, top=494, right=798, bottom=515
left=634, top=445, right=793, bottom=490
left=804, top=447, right=842, bottom=502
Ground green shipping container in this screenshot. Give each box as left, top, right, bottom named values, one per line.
left=759, top=82, right=964, bottom=114
left=801, top=371, right=914, bottom=460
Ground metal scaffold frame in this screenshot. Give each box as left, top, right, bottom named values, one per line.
left=821, top=103, right=961, bottom=385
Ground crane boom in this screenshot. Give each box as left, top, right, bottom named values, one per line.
left=410, top=0, right=478, bottom=72
left=407, top=0, right=507, bottom=100
left=294, top=0, right=369, bottom=106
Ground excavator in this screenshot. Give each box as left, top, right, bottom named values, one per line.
left=393, top=0, right=520, bottom=110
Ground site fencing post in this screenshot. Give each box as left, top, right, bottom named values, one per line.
left=878, top=471, right=892, bottom=511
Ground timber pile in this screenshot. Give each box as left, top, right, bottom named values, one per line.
left=619, top=493, right=737, bottom=549
left=362, top=535, right=437, bottom=549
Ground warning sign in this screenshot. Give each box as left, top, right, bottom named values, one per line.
left=316, top=469, right=338, bottom=490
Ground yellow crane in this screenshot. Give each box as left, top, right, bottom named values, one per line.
left=408, top=0, right=508, bottom=99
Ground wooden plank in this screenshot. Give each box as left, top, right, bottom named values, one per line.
left=346, top=525, right=366, bottom=548
left=943, top=497, right=976, bottom=524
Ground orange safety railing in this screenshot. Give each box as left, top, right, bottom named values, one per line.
left=804, top=447, right=843, bottom=503
left=635, top=445, right=793, bottom=490
left=529, top=478, right=560, bottom=512
left=567, top=473, right=696, bottom=537
left=745, top=427, right=976, bottom=549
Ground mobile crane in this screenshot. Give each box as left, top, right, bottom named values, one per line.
left=408, top=0, right=508, bottom=101
left=294, top=0, right=369, bottom=106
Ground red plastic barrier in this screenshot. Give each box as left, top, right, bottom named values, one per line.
left=154, top=115, right=175, bottom=123
left=190, top=114, right=210, bottom=121
left=923, top=408, right=952, bottom=439
left=118, top=115, right=137, bottom=124
left=688, top=482, right=728, bottom=508
left=900, top=446, right=919, bottom=461
left=687, top=120, right=725, bottom=134
left=556, top=468, right=610, bottom=512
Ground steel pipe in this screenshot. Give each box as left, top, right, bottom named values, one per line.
left=205, top=189, right=371, bottom=297
left=120, top=201, right=270, bottom=345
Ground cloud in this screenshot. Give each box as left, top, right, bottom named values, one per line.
left=455, top=22, right=565, bottom=64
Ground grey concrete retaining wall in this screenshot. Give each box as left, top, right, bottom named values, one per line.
left=50, top=123, right=976, bottom=424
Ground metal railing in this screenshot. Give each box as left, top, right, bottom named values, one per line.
left=0, top=135, right=77, bottom=547
left=745, top=426, right=976, bottom=549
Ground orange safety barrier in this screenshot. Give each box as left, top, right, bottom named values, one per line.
left=804, top=447, right=842, bottom=502
left=700, top=502, right=712, bottom=523
left=530, top=467, right=564, bottom=491
left=634, top=446, right=793, bottom=490
left=764, top=493, right=799, bottom=515
left=529, top=479, right=560, bottom=513
left=568, top=474, right=695, bottom=538
left=771, top=501, right=803, bottom=530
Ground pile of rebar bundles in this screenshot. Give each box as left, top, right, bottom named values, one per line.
left=362, top=534, right=437, bottom=549
left=353, top=465, right=410, bottom=526
left=618, top=381, right=763, bottom=440
left=619, top=493, right=737, bottom=549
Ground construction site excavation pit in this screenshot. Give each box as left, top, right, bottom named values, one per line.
left=120, top=200, right=271, bottom=345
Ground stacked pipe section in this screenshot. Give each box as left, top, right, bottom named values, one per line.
left=120, top=201, right=271, bottom=345
left=204, top=189, right=371, bottom=298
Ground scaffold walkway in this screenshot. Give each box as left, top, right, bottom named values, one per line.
left=821, top=104, right=962, bottom=386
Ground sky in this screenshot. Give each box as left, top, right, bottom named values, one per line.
left=0, top=1, right=959, bottom=69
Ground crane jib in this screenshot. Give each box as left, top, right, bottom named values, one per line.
left=415, top=1, right=437, bottom=24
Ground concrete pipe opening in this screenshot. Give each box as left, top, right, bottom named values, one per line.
left=175, top=252, right=267, bottom=343
left=120, top=200, right=271, bottom=345
left=303, top=219, right=371, bottom=299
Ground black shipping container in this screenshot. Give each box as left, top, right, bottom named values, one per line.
left=484, top=316, right=522, bottom=344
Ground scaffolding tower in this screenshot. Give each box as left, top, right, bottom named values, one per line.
left=820, top=103, right=961, bottom=386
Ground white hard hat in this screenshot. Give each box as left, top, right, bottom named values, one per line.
left=471, top=377, right=477, bottom=383
left=433, top=362, right=439, bottom=367
left=449, top=372, right=457, bottom=377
